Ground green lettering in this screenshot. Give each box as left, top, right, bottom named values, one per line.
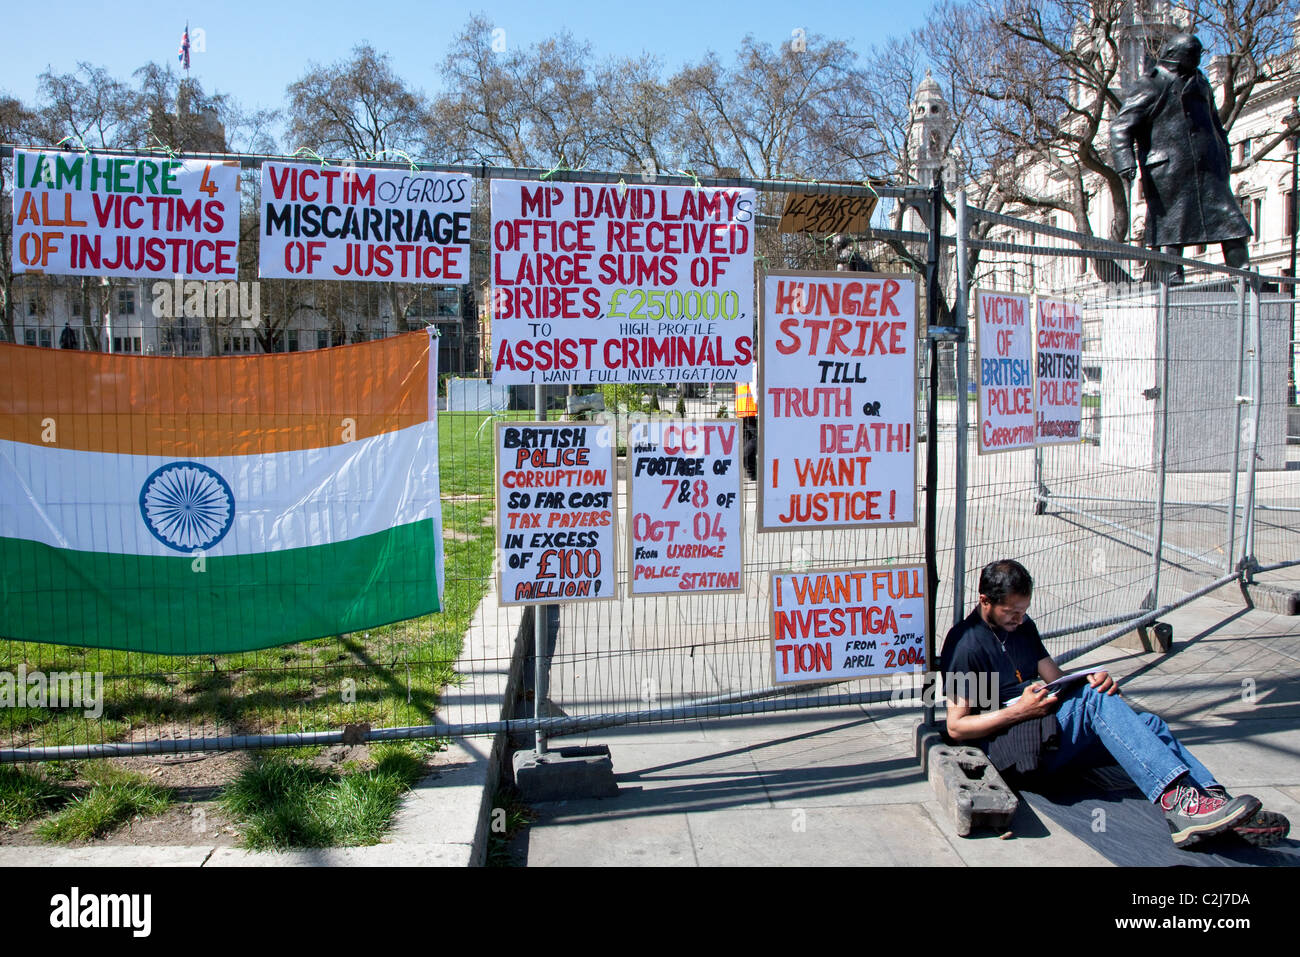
left=90, top=157, right=113, bottom=191
left=56, top=155, right=83, bottom=191
left=162, top=162, right=182, bottom=195
left=113, top=160, right=130, bottom=192
left=138, top=160, right=159, bottom=195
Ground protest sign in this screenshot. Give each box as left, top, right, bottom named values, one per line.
left=975, top=289, right=1035, bottom=454
left=489, top=179, right=756, bottom=385
left=771, top=565, right=927, bottom=684
left=626, top=419, right=743, bottom=595
left=497, top=421, right=616, bottom=604
left=1035, top=295, right=1084, bottom=445
left=258, top=163, right=471, bottom=283
left=11, top=150, right=239, bottom=278
left=759, top=270, right=917, bottom=531
left=777, top=190, right=877, bottom=234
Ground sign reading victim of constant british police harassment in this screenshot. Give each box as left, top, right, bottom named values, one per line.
left=11, top=150, right=240, bottom=278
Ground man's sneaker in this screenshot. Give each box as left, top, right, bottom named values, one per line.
left=1160, top=782, right=1261, bottom=848
left=1205, top=787, right=1291, bottom=847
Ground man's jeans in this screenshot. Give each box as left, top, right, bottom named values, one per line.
left=1037, top=683, right=1220, bottom=802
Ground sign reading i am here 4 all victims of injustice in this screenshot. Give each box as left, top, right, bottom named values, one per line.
left=759, top=270, right=918, bottom=531
left=626, top=419, right=743, bottom=595
left=258, top=163, right=472, bottom=283
left=1035, top=295, right=1084, bottom=444
left=11, top=150, right=240, bottom=278
left=771, top=565, right=927, bottom=684
left=489, top=179, right=756, bottom=385
left=497, top=421, right=617, bottom=605
left=975, top=289, right=1035, bottom=454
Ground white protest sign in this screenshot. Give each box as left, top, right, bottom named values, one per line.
left=759, top=270, right=918, bottom=531
left=12, top=150, right=239, bottom=278
left=489, top=179, right=756, bottom=385
left=975, top=289, right=1035, bottom=453
left=1034, top=295, right=1084, bottom=445
left=496, top=421, right=616, bottom=604
left=259, top=162, right=471, bottom=283
left=771, top=565, right=928, bottom=684
left=626, top=419, right=743, bottom=595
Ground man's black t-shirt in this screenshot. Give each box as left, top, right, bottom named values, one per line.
left=938, top=608, right=1048, bottom=711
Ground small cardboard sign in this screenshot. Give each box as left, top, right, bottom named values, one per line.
left=777, top=189, right=878, bottom=234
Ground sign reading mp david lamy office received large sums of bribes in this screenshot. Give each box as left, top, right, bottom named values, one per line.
left=11, top=151, right=240, bottom=279
left=489, top=179, right=756, bottom=385
left=259, top=163, right=472, bottom=283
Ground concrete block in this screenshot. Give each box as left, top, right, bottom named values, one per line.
left=1240, top=580, right=1300, bottom=616
left=513, top=745, right=619, bottom=802
left=1113, top=620, right=1173, bottom=653
left=917, top=722, right=1018, bottom=837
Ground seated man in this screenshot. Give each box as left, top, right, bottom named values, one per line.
left=940, top=559, right=1288, bottom=849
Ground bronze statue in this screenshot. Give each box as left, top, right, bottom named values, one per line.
left=1111, top=33, right=1251, bottom=277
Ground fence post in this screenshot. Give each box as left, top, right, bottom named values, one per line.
left=533, top=382, right=549, bottom=756
left=952, top=191, right=970, bottom=630
left=1225, top=277, right=1248, bottom=574
left=1145, top=278, right=1171, bottom=610
left=923, top=173, right=943, bottom=728
left=1240, top=278, right=1264, bottom=580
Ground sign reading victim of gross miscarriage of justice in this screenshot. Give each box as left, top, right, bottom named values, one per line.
left=758, top=270, right=918, bottom=532
left=489, top=179, right=756, bottom=385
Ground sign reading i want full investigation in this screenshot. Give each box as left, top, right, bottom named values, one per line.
left=259, top=163, right=472, bottom=282
left=489, top=179, right=756, bottom=385
left=11, top=150, right=240, bottom=278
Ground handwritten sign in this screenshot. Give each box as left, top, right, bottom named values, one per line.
left=489, top=179, right=756, bottom=385
left=11, top=150, right=239, bottom=278
left=1035, top=295, right=1084, bottom=445
left=497, top=422, right=616, bottom=604
left=975, top=289, right=1035, bottom=454
left=626, top=419, right=743, bottom=595
left=258, top=163, right=471, bottom=283
left=777, top=190, right=877, bottom=234
left=771, top=565, right=927, bottom=684
left=759, top=270, right=917, bottom=531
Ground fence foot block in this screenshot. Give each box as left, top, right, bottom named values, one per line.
left=513, top=745, right=618, bottom=802
left=1239, top=580, right=1300, bottom=616
left=916, top=722, right=1018, bottom=838
left=1114, top=621, right=1173, bottom=654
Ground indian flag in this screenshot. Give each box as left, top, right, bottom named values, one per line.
left=0, top=330, right=443, bottom=655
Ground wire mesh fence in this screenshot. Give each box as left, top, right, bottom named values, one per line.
left=1, top=148, right=1296, bottom=762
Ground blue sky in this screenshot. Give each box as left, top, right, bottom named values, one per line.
left=1, top=0, right=934, bottom=113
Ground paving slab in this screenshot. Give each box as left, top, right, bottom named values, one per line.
left=0, top=846, right=217, bottom=867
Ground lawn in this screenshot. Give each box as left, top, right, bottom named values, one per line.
left=0, top=411, right=498, bottom=753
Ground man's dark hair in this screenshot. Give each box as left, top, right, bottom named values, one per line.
left=978, top=560, right=1033, bottom=604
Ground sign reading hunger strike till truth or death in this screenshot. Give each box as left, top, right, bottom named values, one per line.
left=759, top=270, right=918, bottom=532
left=771, top=565, right=928, bottom=684
left=1035, top=295, right=1084, bottom=445
left=258, top=163, right=471, bottom=282
left=496, top=421, right=617, bottom=605
left=626, top=419, right=743, bottom=595
left=11, top=150, right=240, bottom=278
left=489, top=179, right=756, bottom=385
left=975, top=289, right=1035, bottom=454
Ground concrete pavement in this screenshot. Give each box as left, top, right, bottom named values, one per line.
left=516, top=591, right=1300, bottom=866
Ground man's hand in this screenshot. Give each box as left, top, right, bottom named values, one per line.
left=1014, top=683, right=1059, bottom=719
left=1087, top=671, right=1120, bottom=696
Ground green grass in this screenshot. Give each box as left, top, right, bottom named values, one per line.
left=34, top=765, right=171, bottom=843
left=0, top=765, right=70, bottom=827
left=2, top=411, right=499, bottom=750
left=219, top=745, right=429, bottom=849
left=485, top=786, right=535, bottom=867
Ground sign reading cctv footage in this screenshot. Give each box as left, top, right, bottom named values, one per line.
left=496, top=422, right=616, bottom=605
left=1035, top=296, right=1084, bottom=444
left=489, top=179, right=756, bottom=385
left=12, top=150, right=239, bottom=278
left=771, top=565, right=927, bottom=684
left=759, top=271, right=917, bottom=531
left=259, top=163, right=471, bottom=282
left=626, top=419, right=743, bottom=595
left=975, top=289, right=1035, bottom=454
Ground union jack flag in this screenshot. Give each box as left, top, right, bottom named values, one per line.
left=178, top=25, right=191, bottom=71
